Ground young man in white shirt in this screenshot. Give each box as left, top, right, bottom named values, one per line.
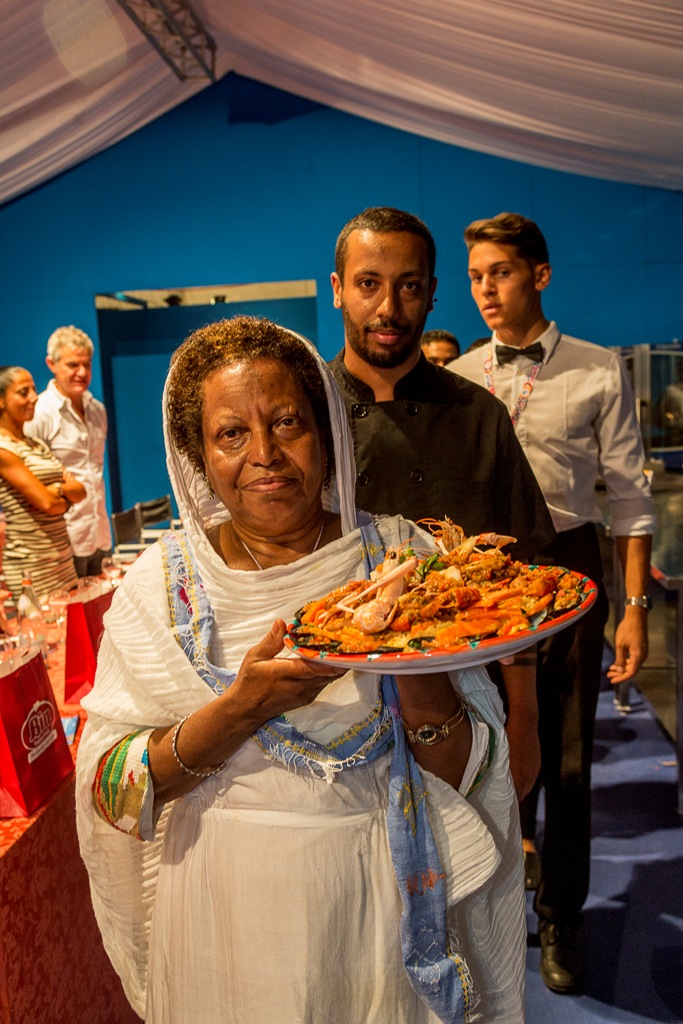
left=26, top=325, right=112, bottom=576
left=451, top=212, right=654, bottom=995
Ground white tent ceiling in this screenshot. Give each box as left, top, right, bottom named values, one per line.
left=1, top=0, right=682, bottom=206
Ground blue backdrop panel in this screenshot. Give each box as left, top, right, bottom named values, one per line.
left=112, top=352, right=171, bottom=513
left=102, top=296, right=318, bottom=511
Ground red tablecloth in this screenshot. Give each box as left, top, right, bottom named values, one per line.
left=0, top=639, right=141, bottom=1024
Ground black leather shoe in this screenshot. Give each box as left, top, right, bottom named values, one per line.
left=538, top=920, right=585, bottom=994
left=524, top=849, right=541, bottom=890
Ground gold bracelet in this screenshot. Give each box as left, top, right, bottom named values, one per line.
left=171, top=716, right=225, bottom=778
left=403, top=701, right=467, bottom=746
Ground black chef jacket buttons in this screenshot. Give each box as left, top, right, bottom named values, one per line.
left=352, top=404, right=368, bottom=418
left=357, top=472, right=369, bottom=486
left=406, top=403, right=419, bottom=416
left=410, top=470, right=424, bottom=483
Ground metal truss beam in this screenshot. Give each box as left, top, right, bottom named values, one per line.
left=115, top=0, right=216, bottom=82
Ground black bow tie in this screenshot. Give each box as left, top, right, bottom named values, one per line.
left=496, top=342, right=544, bottom=366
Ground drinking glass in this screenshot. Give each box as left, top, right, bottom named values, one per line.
left=101, top=555, right=125, bottom=588
left=15, top=631, right=32, bottom=657
left=78, top=575, right=101, bottom=598
left=113, top=551, right=139, bottom=576
left=48, top=590, right=70, bottom=643
left=0, top=636, right=17, bottom=675
left=0, top=631, right=32, bottom=673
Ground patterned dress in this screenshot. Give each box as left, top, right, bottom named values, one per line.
left=0, top=434, right=78, bottom=601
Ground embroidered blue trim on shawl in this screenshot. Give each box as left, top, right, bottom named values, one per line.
left=160, top=519, right=477, bottom=1023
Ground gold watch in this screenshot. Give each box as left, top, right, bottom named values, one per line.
left=403, top=704, right=466, bottom=746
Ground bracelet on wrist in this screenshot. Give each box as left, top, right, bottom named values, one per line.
left=55, top=482, right=72, bottom=508
left=171, top=715, right=226, bottom=778
left=624, top=595, right=652, bottom=610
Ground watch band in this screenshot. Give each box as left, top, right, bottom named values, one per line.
left=403, top=702, right=467, bottom=746
left=624, top=595, right=652, bottom=610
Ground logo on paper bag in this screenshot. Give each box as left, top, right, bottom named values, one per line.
left=21, top=700, right=58, bottom=763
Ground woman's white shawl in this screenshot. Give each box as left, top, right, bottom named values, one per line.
left=75, top=331, right=526, bottom=1021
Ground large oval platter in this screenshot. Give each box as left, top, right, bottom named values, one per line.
left=284, top=568, right=597, bottom=674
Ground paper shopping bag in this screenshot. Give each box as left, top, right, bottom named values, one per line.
left=0, top=648, right=74, bottom=817
left=64, top=588, right=114, bottom=703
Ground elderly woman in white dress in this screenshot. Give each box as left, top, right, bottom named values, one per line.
left=76, top=316, right=526, bottom=1024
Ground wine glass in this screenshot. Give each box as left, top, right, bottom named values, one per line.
left=101, top=555, right=124, bottom=588
left=48, top=589, right=70, bottom=643
left=0, top=631, right=33, bottom=670
left=77, top=575, right=101, bottom=600
left=0, top=635, right=18, bottom=675
left=100, top=557, right=120, bottom=589
left=0, top=582, right=12, bottom=634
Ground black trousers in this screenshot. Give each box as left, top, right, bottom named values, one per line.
left=73, top=548, right=112, bottom=578
left=520, top=523, right=610, bottom=926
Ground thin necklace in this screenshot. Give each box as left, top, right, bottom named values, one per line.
left=238, top=518, right=325, bottom=571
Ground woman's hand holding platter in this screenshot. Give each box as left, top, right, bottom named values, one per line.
left=149, top=620, right=343, bottom=803
left=231, top=618, right=344, bottom=724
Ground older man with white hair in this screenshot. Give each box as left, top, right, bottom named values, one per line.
left=26, top=325, right=112, bottom=576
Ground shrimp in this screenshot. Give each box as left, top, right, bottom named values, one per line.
left=290, top=521, right=592, bottom=655
left=449, top=530, right=518, bottom=565
left=418, top=517, right=516, bottom=565
left=335, top=548, right=418, bottom=633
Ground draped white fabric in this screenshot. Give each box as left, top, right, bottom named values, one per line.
left=2, top=0, right=682, bottom=205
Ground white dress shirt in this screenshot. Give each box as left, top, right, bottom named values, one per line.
left=452, top=322, right=654, bottom=537
left=26, top=380, right=112, bottom=555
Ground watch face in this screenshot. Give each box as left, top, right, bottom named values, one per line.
left=415, top=724, right=442, bottom=745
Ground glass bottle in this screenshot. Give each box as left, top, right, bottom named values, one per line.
left=17, top=578, right=42, bottom=621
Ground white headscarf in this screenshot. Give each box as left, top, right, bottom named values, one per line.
left=162, top=323, right=358, bottom=571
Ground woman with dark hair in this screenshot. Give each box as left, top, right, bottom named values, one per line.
left=0, top=365, right=84, bottom=601
left=76, top=316, right=525, bottom=1024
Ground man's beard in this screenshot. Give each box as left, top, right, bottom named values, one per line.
left=341, top=304, right=424, bottom=370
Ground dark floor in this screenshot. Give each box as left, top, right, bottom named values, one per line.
left=525, top=686, right=682, bottom=1023
left=524, top=523, right=681, bottom=1021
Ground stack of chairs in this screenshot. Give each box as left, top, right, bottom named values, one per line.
left=110, top=495, right=179, bottom=554
left=110, top=505, right=144, bottom=553
left=136, top=494, right=174, bottom=542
